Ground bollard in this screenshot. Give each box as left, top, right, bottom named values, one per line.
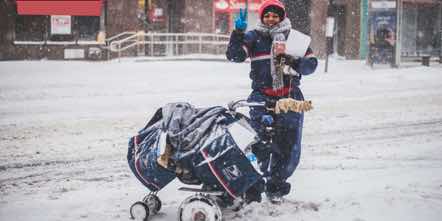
left=422, top=56, right=430, bottom=66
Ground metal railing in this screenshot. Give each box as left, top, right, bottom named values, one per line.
left=105, top=31, right=137, bottom=59
left=107, top=32, right=230, bottom=60
left=105, top=31, right=137, bottom=43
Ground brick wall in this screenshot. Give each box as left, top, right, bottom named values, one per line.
left=310, top=0, right=328, bottom=58
left=106, top=0, right=139, bottom=36
left=343, top=1, right=361, bottom=59
left=0, top=2, right=16, bottom=60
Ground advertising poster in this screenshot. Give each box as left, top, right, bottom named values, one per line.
left=51, top=15, right=71, bottom=35
left=368, top=1, right=397, bottom=65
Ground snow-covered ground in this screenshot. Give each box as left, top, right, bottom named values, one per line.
left=0, top=58, right=441, bottom=221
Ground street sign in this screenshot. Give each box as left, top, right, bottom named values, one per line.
left=326, top=17, right=335, bottom=38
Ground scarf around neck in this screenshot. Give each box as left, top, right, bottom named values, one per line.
left=255, top=18, right=292, bottom=90
left=256, top=18, right=292, bottom=41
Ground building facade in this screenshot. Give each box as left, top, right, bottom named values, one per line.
left=0, top=0, right=139, bottom=60
left=0, top=0, right=440, bottom=60
left=327, top=0, right=441, bottom=59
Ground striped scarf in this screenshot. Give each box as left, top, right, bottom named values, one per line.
left=256, top=18, right=292, bottom=89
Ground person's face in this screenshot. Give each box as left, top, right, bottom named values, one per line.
left=263, top=12, right=281, bottom=27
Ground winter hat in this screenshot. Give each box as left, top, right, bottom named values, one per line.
left=259, top=0, right=286, bottom=22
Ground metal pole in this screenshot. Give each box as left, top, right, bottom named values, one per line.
left=439, top=2, right=442, bottom=63
left=167, top=0, right=173, bottom=56
left=360, top=0, right=369, bottom=59
left=325, top=1, right=334, bottom=73
left=325, top=35, right=333, bottom=73
left=137, top=33, right=140, bottom=57
left=199, top=36, right=202, bottom=54
left=324, top=50, right=329, bottom=73
left=245, top=0, right=249, bottom=21
left=118, top=44, right=121, bottom=62
left=175, top=35, right=178, bottom=56
left=150, top=34, right=154, bottom=56
left=394, top=0, right=402, bottom=68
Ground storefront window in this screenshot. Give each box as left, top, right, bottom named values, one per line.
left=401, top=3, right=441, bottom=56
left=215, top=13, right=229, bottom=34
left=15, top=15, right=47, bottom=41
left=15, top=15, right=100, bottom=42
left=415, top=5, right=438, bottom=54
left=75, top=16, right=100, bottom=41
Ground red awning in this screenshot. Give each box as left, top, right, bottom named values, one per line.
left=17, top=0, right=102, bottom=16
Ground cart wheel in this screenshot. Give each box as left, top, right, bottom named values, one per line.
left=130, top=201, right=150, bottom=221
left=178, top=195, right=222, bottom=221
left=143, top=194, right=162, bottom=214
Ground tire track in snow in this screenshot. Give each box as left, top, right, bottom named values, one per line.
left=305, top=118, right=442, bottom=146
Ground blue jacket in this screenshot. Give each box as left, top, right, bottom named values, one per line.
left=226, top=30, right=318, bottom=91
left=226, top=29, right=317, bottom=191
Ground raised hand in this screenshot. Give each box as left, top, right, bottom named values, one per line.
left=234, top=8, right=248, bottom=31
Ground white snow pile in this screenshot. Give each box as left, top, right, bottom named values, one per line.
left=0, top=58, right=441, bottom=221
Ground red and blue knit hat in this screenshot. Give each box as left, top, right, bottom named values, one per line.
left=258, top=0, right=286, bottom=22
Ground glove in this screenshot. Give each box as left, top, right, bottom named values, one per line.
left=234, top=8, right=248, bottom=31
left=298, top=57, right=318, bottom=75
left=276, top=53, right=299, bottom=67
left=261, top=115, right=274, bottom=126
left=275, top=98, right=313, bottom=114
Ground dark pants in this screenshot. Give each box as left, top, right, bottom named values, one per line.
left=247, top=87, right=304, bottom=194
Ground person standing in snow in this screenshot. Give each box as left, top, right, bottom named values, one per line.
left=226, top=0, right=318, bottom=201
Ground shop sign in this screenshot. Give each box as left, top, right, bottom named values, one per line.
left=214, top=0, right=262, bottom=12
left=215, top=0, right=229, bottom=10
left=229, top=0, right=261, bottom=11
left=371, top=1, right=396, bottom=9
left=149, top=7, right=165, bottom=22
left=51, top=15, right=71, bottom=35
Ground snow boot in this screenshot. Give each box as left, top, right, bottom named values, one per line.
left=265, top=181, right=291, bottom=204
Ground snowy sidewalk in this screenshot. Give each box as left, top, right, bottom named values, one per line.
left=0, top=59, right=441, bottom=221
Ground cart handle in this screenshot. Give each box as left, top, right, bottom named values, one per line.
left=227, top=99, right=265, bottom=111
